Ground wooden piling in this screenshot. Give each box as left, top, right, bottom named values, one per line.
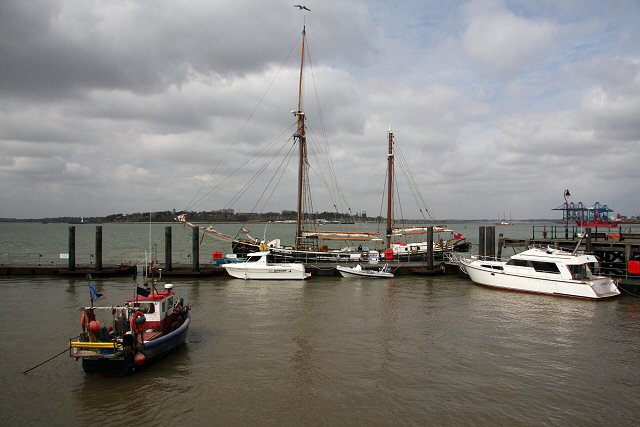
left=68, top=226, right=76, bottom=271
left=427, top=226, right=434, bottom=268
left=585, top=227, right=592, bottom=253
left=192, top=226, right=199, bottom=271
left=624, top=244, right=631, bottom=264
left=165, top=226, right=172, bottom=271
left=479, top=226, right=486, bottom=258
left=95, top=225, right=102, bottom=271
left=486, top=226, right=496, bottom=259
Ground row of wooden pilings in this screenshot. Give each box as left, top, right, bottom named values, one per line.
left=67, top=224, right=443, bottom=272
left=67, top=225, right=201, bottom=272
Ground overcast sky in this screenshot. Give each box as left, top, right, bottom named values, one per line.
left=1, top=0, right=639, bottom=220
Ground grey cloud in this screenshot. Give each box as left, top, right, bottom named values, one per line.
left=1, top=1, right=639, bottom=219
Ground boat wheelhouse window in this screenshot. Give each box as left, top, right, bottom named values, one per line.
left=137, top=302, right=155, bottom=314
left=531, top=261, right=560, bottom=274
left=507, top=259, right=531, bottom=267
left=246, top=256, right=260, bottom=263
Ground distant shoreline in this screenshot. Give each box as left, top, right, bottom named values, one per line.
left=0, top=219, right=570, bottom=224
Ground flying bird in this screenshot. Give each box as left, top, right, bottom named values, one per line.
left=294, top=5, right=311, bottom=11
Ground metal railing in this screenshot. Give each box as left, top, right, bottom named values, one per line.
left=530, top=225, right=640, bottom=241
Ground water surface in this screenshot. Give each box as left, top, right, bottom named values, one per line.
left=1, top=274, right=638, bottom=426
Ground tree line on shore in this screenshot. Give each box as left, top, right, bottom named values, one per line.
left=4, top=209, right=612, bottom=224
left=0, top=209, right=373, bottom=224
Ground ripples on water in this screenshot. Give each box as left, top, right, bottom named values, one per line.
left=1, top=274, right=639, bottom=426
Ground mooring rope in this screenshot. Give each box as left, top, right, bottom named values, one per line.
left=22, top=335, right=79, bottom=374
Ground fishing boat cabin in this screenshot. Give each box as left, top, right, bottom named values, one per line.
left=126, top=284, right=186, bottom=337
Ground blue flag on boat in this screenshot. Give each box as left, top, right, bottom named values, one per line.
left=136, top=286, right=150, bottom=297
left=89, top=280, right=102, bottom=300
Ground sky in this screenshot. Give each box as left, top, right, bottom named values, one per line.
left=1, top=0, right=639, bottom=220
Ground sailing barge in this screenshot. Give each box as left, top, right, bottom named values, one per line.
left=178, top=25, right=468, bottom=265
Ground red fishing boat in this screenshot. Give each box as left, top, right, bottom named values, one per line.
left=70, top=280, right=191, bottom=375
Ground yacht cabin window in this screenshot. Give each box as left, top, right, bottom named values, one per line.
left=246, top=256, right=260, bottom=263
left=531, top=261, right=561, bottom=274
left=507, top=259, right=531, bottom=268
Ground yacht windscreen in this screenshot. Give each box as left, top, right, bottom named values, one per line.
left=568, top=263, right=594, bottom=280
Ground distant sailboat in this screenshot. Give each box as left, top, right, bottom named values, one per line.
left=496, top=212, right=512, bottom=226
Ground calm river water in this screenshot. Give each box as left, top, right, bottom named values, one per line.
left=1, top=223, right=639, bottom=425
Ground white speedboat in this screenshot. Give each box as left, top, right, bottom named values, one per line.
left=336, top=264, right=394, bottom=279
left=222, top=251, right=311, bottom=280
left=459, top=246, right=619, bottom=299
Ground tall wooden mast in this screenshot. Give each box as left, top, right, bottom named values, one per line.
left=294, top=26, right=307, bottom=250
left=386, top=127, right=394, bottom=249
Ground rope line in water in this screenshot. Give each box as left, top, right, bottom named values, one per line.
left=22, top=347, right=70, bottom=375
left=22, top=334, right=80, bottom=374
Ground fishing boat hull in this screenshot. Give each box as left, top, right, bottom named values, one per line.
left=460, top=259, right=619, bottom=299
left=336, top=265, right=394, bottom=278
left=78, top=312, right=191, bottom=375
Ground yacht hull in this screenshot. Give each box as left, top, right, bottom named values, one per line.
left=461, top=260, right=619, bottom=299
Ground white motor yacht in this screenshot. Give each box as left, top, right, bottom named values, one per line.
left=460, top=246, right=619, bottom=299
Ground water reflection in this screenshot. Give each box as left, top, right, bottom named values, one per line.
left=72, top=346, right=193, bottom=423
left=290, top=333, right=316, bottom=411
